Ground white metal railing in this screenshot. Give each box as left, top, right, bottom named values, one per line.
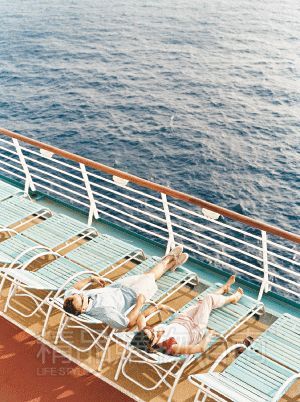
left=0, top=135, right=299, bottom=303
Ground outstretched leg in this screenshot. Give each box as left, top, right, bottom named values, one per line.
left=117, top=246, right=188, bottom=303
left=189, top=288, right=244, bottom=330
left=175, top=275, right=244, bottom=331
left=146, top=246, right=188, bottom=280
left=214, top=275, right=236, bottom=295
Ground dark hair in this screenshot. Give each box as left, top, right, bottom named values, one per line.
left=63, top=297, right=81, bottom=316
left=130, top=329, right=166, bottom=354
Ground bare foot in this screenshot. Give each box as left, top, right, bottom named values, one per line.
left=231, top=288, right=244, bottom=304
left=223, top=275, right=236, bottom=294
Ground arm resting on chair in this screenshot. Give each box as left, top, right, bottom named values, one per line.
left=72, top=275, right=106, bottom=290
left=172, top=331, right=215, bottom=355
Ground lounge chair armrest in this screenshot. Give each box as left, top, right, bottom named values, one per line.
left=0, top=227, right=18, bottom=236
left=8, top=245, right=60, bottom=270
left=272, top=373, right=300, bottom=401
left=209, top=343, right=247, bottom=373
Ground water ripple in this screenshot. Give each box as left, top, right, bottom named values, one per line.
left=0, top=0, right=299, bottom=235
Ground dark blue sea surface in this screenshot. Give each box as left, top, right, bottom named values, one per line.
left=0, top=0, right=299, bottom=235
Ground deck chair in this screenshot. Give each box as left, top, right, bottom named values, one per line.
left=66, top=233, right=145, bottom=277
left=0, top=180, right=21, bottom=201
left=0, top=213, right=97, bottom=292
left=0, top=195, right=51, bottom=231
left=188, top=347, right=299, bottom=402
left=2, top=237, right=147, bottom=336
left=0, top=213, right=97, bottom=268
left=51, top=256, right=198, bottom=370
left=1, top=258, right=110, bottom=336
left=112, top=283, right=264, bottom=402
left=250, top=313, right=300, bottom=372
left=189, top=313, right=300, bottom=402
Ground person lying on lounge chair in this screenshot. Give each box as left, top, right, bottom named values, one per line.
left=63, top=246, right=189, bottom=330
left=130, top=275, right=243, bottom=355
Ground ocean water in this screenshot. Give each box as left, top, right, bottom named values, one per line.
left=0, top=0, right=299, bottom=236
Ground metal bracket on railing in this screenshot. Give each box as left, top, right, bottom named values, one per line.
left=80, top=163, right=99, bottom=226
left=12, top=138, right=36, bottom=195
left=258, top=230, right=269, bottom=300
left=161, top=193, right=175, bottom=255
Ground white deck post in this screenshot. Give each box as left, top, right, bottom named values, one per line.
left=258, top=230, right=269, bottom=300
left=80, top=163, right=99, bottom=226
left=161, top=193, right=175, bottom=254
left=12, top=138, right=36, bottom=195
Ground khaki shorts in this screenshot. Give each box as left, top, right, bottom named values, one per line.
left=117, top=273, right=158, bottom=300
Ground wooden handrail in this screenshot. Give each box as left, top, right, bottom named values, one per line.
left=1, top=127, right=299, bottom=243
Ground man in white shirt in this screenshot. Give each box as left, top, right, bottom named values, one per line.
left=63, top=246, right=188, bottom=329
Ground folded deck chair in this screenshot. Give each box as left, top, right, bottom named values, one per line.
left=51, top=256, right=198, bottom=369
left=0, top=195, right=51, bottom=230
left=66, top=233, right=145, bottom=276
left=112, top=283, right=264, bottom=402
left=0, top=181, right=21, bottom=201
left=188, top=347, right=299, bottom=402
left=250, top=313, right=300, bottom=372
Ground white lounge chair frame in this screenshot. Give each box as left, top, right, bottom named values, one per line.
left=189, top=343, right=300, bottom=402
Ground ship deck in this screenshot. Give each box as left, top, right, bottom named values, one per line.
left=0, top=187, right=299, bottom=402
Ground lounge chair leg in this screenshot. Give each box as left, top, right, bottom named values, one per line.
left=193, top=388, right=201, bottom=402
left=41, top=304, right=54, bottom=338
left=0, top=274, right=8, bottom=296
left=115, top=348, right=127, bottom=381
left=167, top=362, right=188, bottom=402
left=55, top=313, right=68, bottom=345
left=201, top=387, right=209, bottom=402
left=3, top=283, right=17, bottom=312
left=98, top=329, right=114, bottom=372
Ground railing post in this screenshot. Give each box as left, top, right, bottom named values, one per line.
left=161, top=193, right=175, bottom=255
left=80, top=163, right=99, bottom=226
left=258, top=230, right=269, bottom=300
left=12, top=138, right=36, bottom=195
